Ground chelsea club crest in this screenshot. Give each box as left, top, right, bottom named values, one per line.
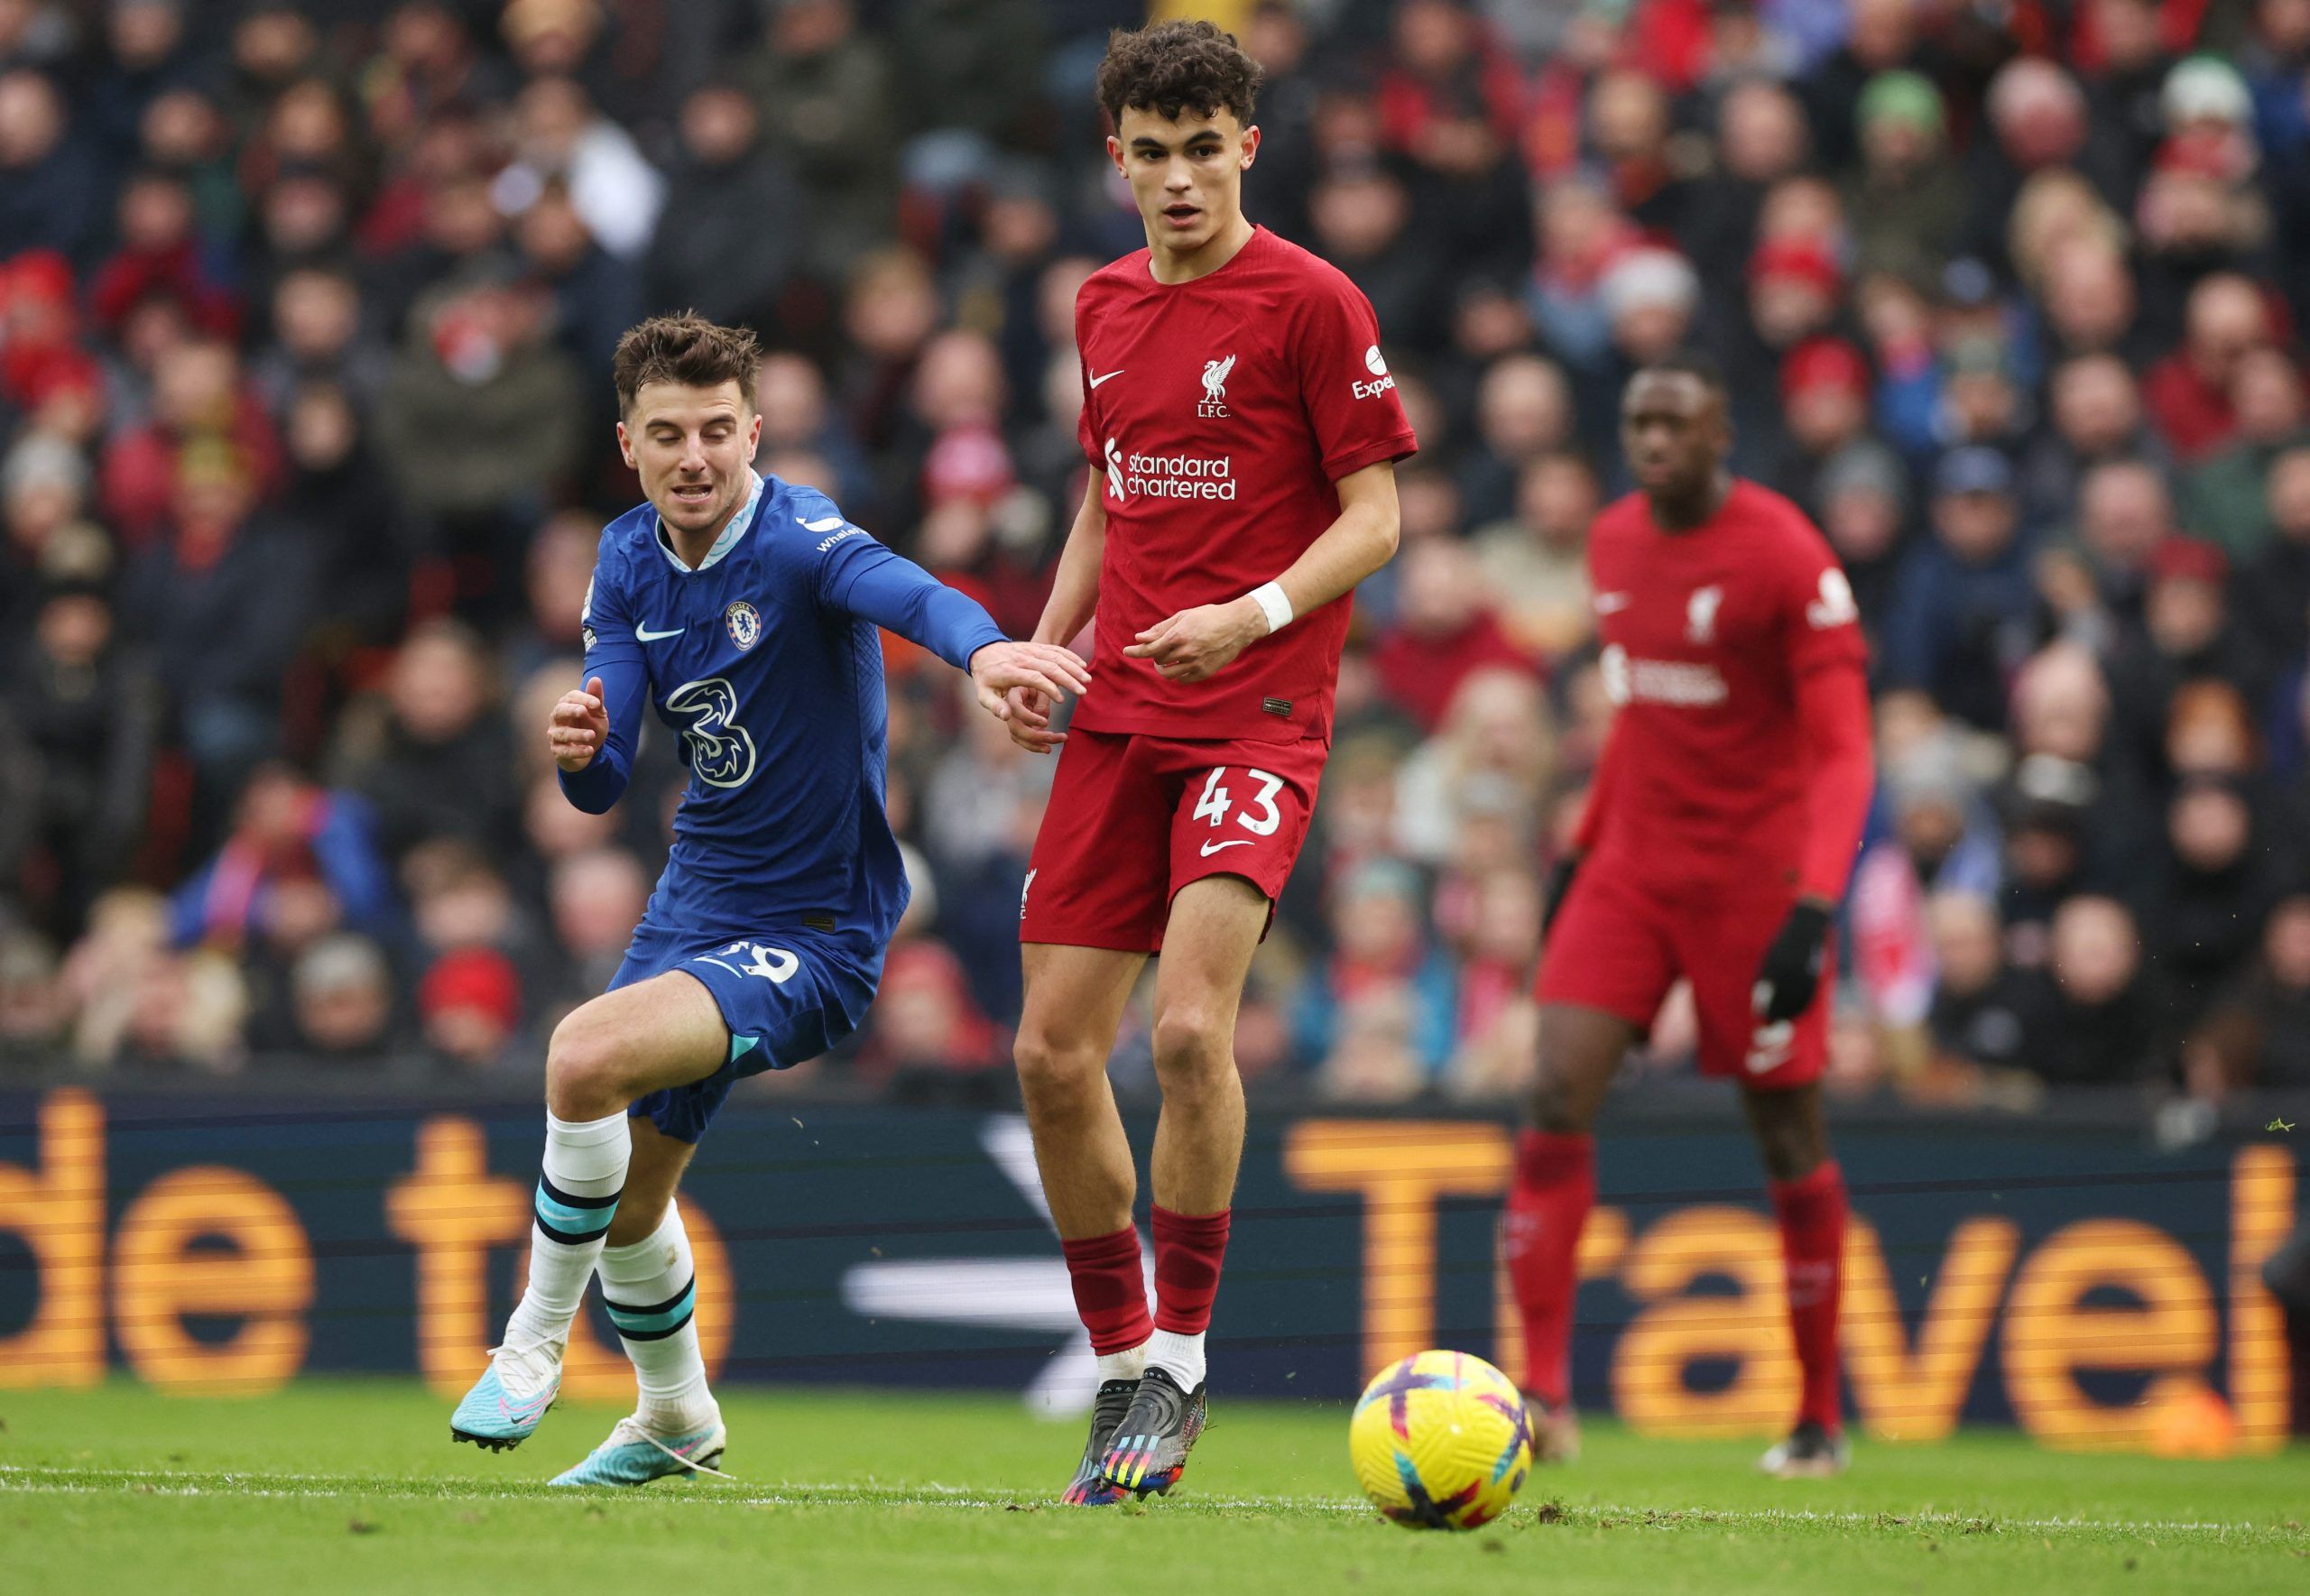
left=725, top=601, right=762, bottom=651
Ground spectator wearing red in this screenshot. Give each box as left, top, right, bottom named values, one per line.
left=420, top=945, right=525, bottom=1072
left=88, top=170, right=244, bottom=342
left=100, top=337, right=285, bottom=547
left=1375, top=0, right=1525, bottom=158
left=1372, top=539, right=1538, bottom=733
left=168, top=761, right=393, bottom=952
left=0, top=251, right=102, bottom=417
left=855, top=938, right=1004, bottom=1101
left=1749, top=236, right=1844, bottom=352
left=2144, top=272, right=2278, bottom=462
left=1775, top=337, right=1873, bottom=507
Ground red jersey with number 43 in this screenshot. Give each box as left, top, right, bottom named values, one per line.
left=1579, top=480, right=1867, bottom=883
left=1072, top=226, right=1417, bottom=743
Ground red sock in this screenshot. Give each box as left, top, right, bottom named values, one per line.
left=1503, top=1130, right=1594, bottom=1409
left=1060, top=1226, right=1152, bottom=1355
left=1150, top=1206, right=1231, bottom=1335
left=1770, top=1161, right=1848, bottom=1434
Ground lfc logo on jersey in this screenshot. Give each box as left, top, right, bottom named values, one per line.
left=1686, top=585, right=1724, bottom=645
left=1198, top=353, right=1235, bottom=418
left=725, top=600, right=762, bottom=651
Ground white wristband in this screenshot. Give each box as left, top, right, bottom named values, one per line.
left=1247, top=580, right=1294, bottom=635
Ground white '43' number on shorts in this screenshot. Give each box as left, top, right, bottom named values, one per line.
left=1194, top=767, right=1283, bottom=836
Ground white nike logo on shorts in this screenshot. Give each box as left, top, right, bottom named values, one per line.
left=1594, top=592, right=1631, bottom=614
left=636, top=624, right=685, bottom=641
left=1089, top=369, right=1125, bottom=388
left=1200, top=839, right=1253, bottom=856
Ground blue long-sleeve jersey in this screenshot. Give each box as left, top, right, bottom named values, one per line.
left=562, top=471, right=1006, bottom=946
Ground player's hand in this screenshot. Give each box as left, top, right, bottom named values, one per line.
left=970, top=641, right=1091, bottom=743
left=1000, top=684, right=1066, bottom=754
left=548, top=677, right=610, bottom=772
left=1123, top=595, right=1269, bottom=682
left=1752, top=899, right=1834, bottom=1025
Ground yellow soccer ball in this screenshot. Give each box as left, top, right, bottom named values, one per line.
left=1349, top=1350, right=1534, bottom=1530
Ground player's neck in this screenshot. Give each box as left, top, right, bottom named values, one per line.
left=1146, top=210, right=1254, bottom=286
left=1646, top=472, right=1733, bottom=533
left=661, top=485, right=751, bottom=569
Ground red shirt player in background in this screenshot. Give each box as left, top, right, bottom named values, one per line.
left=1507, top=353, right=1875, bottom=1479
left=1006, top=22, right=1415, bottom=1506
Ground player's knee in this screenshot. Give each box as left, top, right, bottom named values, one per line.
left=546, top=1009, right=634, bottom=1114
left=1754, top=1119, right=1827, bottom=1183
left=1525, top=1067, right=1594, bottom=1135
left=1013, top=1030, right=1103, bottom=1114
left=1149, top=1006, right=1230, bottom=1086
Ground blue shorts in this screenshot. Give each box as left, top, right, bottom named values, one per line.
left=609, top=920, right=883, bottom=1143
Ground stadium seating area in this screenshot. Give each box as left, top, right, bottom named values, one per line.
left=4, top=0, right=2310, bottom=1113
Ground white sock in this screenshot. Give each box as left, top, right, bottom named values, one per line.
left=599, top=1199, right=716, bottom=1435
left=1095, top=1340, right=1149, bottom=1384
left=504, top=1111, right=630, bottom=1347
left=1144, top=1327, right=1206, bottom=1390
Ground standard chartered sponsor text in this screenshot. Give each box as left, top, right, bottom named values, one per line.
left=1124, top=449, right=1238, bottom=501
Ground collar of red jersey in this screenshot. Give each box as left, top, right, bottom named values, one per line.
left=655, top=471, right=764, bottom=575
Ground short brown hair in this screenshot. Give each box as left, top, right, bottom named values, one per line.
left=1095, top=20, right=1262, bottom=132
left=611, top=311, right=761, bottom=415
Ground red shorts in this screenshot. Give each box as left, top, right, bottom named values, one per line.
left=1020, top=726, right=1327, bottom=953
left=1534, top=863, right=1831, bottom=1089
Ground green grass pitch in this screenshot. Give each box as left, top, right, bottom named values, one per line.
left=4, top=1382, right=2305, bottom=1593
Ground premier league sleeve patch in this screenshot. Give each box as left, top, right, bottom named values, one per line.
left=725, top=600, right=762, bottom=651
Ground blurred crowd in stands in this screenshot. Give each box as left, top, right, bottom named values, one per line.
left=5, top=0, right=2310, bottom=1117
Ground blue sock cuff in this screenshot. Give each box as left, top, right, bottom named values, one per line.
left=534, top=1175, right=620, bottom=1245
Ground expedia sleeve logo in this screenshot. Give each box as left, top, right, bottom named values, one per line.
left=1352, top=344, right=1396, bottom=401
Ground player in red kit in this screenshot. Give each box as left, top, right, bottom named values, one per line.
left=1004, top=22, right=1415, bottom=1505
left=1505, top=354, right=1874, bottom=1478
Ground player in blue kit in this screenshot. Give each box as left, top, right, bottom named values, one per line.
left=450, top=313, right=1089, bottom=1484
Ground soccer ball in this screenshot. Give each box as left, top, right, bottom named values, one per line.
left=1349, top=1350, right=1534, bottom=1530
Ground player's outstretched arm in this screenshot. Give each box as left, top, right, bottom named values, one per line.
left=816, top=516, right=1091, bottom=729
left=1003, top=477, right=1107, bottom=752
left=1125, top=458, right=1400, bottom=684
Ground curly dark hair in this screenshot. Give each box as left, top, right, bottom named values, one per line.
left=611, top=311, right=761, bottom=415
left=1095, top=20, right=1263, bottom=132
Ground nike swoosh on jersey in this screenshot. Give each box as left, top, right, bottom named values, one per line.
left=1593, top=592, right=1631, bottom=613
left=799, top=514, right=847, bottom=533
left=636, top=624, right=686, bottom=641
left=1199, top=839, right=1253, bottom=856
left=1088, top=369, right=1125, bottom=388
